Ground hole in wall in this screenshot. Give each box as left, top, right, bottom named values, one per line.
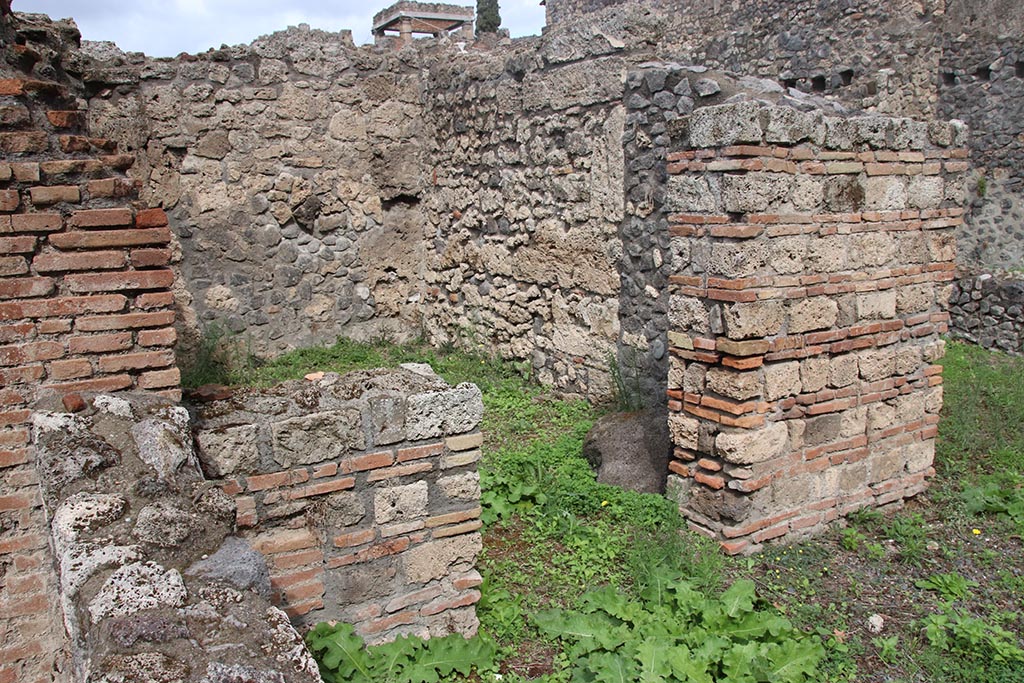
left=941, top=71, right=957, bottom=86
left=811, top=75, right=827, bottom=92
left=974, top=65, right=991, bottom=81
left=782, top=78, right=798, bottom=90
left=839, top=69, right=854, bottom=86
left=1016, top=61, right=1024, bottom=78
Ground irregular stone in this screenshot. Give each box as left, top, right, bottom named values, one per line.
left=132, top=501, right=195, bottom=548
left=271, top=408, right=365, bottom=467
left=186, top=536, right=272, bottom=599
left=195, top=425, right=260, bottom=477
left=88, top=562, right=187, bottom=623
left=403, top=534, right=482, bottom=584
left=51, top=492, right=128, bottom=550
left=131, top=409, right=195, bottom=480
left=406, top=383, right=483, bottom=440
left=374, top=481, right=429, bottom=525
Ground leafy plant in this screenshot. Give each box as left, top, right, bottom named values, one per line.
left=962, top=471, right=1024, bottom=533
left=872, top=635, right=900, bottom=664
left=305, top=621, right=496, bottom=683
left=179, top=322, right=257, bottom=387
left=534, top=573, right=826, bottom=683
left=840, top=528, right=864, bottom=551
left=885, top=514, right=928, bottom=565
left=922, top=608, right=1024, bottom=664
left=915, top=572, right=979, bottom=602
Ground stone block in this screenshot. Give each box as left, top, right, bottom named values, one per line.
left=272, top=409, right=365, bottom=467
left=858, top=348, right=896, bottom=381
left=709, top=242, right=769, bottom=277
left=195, top=425, right=260, bottom=477
left=867, top=402, right=896, bottom=433
left=907, top=175, right=944, bottom=209
left=669, top=296, right=710, bottom=335
left=763, top=106, right=823, bottom=144
left=374, top=481, right=429, bottom=525
left=856, top=291, right=897, bottom=320
left=863, top=176, right=908, bottom=210
left=849, top=233, right=895, bottom=267
left=773, top=472, right=820, bottom=509
left=666, top=175, right=719, bottom=213
left=88, top=562, right=187, bottom=623
left=788, top=297, right=838, bottom=333
left=721, top=173, right=793, bottom=213
left=668, top=414, right=700, bottom=449
left=723, top=301, right=784, bottom=340
left=869, top=447, right=905, bottom=484
left=438, top=472, right=480, bottom=501
left=403, top=534, right=482, bottom=584
left=706, top=367, right=762, bottom=400
left=688, top=101, right=764, bottom=147
left=763, top=361, right=801, bottom=401
left=715, top=422, right=788, bottom=465
left=406, top=384, right=483, bottom=441
left=896, top=284, right=933, bottom=314
left=770, top=237, right=807, bottom=275
left=804, top=236, right=847, bottom=273
left=829, top=354, right=859, bottom=387
left=905, top=441, right=935, bottom=473
left=803, top=413, right=842, bottom=446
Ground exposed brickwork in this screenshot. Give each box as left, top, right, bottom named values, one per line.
left=662, top=102, right=964, bottom=554
left=0, top=68, right=179, bottom=680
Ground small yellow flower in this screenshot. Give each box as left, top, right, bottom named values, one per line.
left=601, top=500, right=609, bottom=507
left=972, top=528, right=982, bottom=535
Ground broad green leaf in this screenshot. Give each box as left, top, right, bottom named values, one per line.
left=635, top=637, right=674, bottom=683
left=719, top=579, right=757, bottom=618
left=583, top=651, right=639, bottom=683
left=758, top=637, right=824, bottom=682
left=721, top=641, right=764, bottom=682
left=369, top=634, right=423, bottom=682
left=418, top=633, right=495, bottom=677
left=534, top=610, right=628, bottom=652
left=666, top=646, right=713, bottom=683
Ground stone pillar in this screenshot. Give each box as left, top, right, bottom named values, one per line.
left=399, top=17, right=413, bottom=46
left=662, top=101, right=967, bottom=554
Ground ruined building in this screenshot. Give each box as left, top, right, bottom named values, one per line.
left=0, top=0, right=1020, bottom=680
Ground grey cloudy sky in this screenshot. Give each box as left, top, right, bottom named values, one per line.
left=12, top=0, right=545, bottom=57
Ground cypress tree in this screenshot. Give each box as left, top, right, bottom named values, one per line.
left=476, top=0, right=501, bottom=33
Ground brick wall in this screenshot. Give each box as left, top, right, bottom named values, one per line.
left=662, top=102, right=965, bottom=554
left=0, top=75, right=178, bottom=682
left=191, top=368, right=485, bottom=643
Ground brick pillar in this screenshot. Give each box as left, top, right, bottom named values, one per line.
left=0, top=76, right=181, bottom=681
left=663, top=102, right=965, bottom=554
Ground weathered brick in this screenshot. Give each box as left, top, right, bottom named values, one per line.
left=130, top=248, right=172, bottom=268
left=0, top=322, right=34, bottom=342
left=366, top=461, right=433, bottom=482
left=0, top=277, right=54, bottom=299
left=8, top=214, right=61, bottom=233
left=65, top=269, right=174, bottom=293
left=0, top=365, right=45, bottom=384
left=48, top=358, right=92, bottom=380
left=0, top=341, right=64, bottom=366
left=0, top=132, right=47, bottom=154
left=135, top=208, right=169, bottom=227
left=396, top=443, right=443, bottom=462
left=97, top=349, right=175, bottom=373
left=334, top=529, right=375, bottom=548
left=68, top=208, right=134, bottom=228
left=45, top=110, right=86, bottom=128
left=0, top=294, right=126, bottom=320
left=0, top=236, right=36, bottom=254
left=0, top=190, right=20, bottom=213
left=28, top=185, right=80, bottom=206
left=37, top=319, right=71, bottom=334
left=339, top=451, right=394, bottom=473
left=0, top=257, right=27, bottom=277
left=419, top=590, right=481, bottom=616
left=33, top=250, right=126, bottom=273
left=49, top=227, right=171, bottom=250
left=75, top=310, right=175, bottom=331
left=137, top=368, right=180, bottom=389
left=251, top=528, right=317, bottom=555
left=43, top=374, right=132, bottom=394
left=135, top=292, right=175, bottom=310
left=445, top=432, right=483, bottom=451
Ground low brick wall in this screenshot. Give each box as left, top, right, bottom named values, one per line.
left=949, top=272, right=1024, bottom=353
left=191, top=366, right=485, bottom=643
left=662, top=102, right=964, bottom=554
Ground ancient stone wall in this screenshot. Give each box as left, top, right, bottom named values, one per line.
left=948, top=273, right=1024, bottom=353
left=661, top=101, right=963, bottom=553
left=417, top=33, right=628, bottom=400
left=31, top=391, right=320, bottom=683
left=191, top=366, right=485, bottom=642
